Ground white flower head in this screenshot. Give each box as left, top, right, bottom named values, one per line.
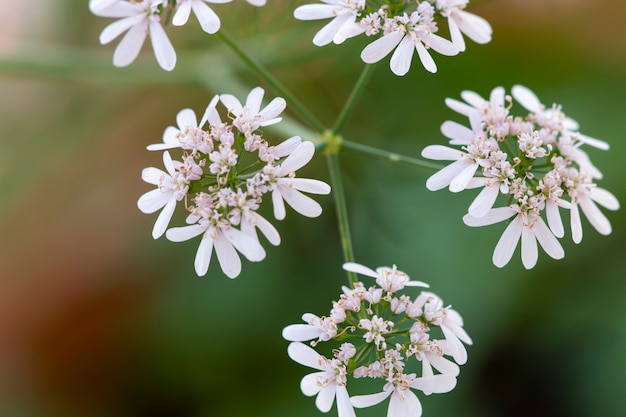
left=92, top=0, right=176, bottom=71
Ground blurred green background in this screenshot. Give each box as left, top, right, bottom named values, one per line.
left=1, top=1, right=625, bottom=416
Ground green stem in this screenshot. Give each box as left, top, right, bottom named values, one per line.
left=342, top=140, right=444, bottom=171
left=216, top=30, right=326, bottom=134
left=332, top=64, right=375, bottom=135
left=325, top=150, right=358, bottom=285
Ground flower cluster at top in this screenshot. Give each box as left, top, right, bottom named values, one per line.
left=283, top=262, right=471, bottom=417
left=137, top=87, right=331, bottom=278
left=294, top=0, right=492, bottom=75
left=421, top=85, right=620, bottom=269
left=89, top=0, right=266, bottom=71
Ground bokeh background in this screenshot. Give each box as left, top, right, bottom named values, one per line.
left=1, top=0, right=625, bottom=416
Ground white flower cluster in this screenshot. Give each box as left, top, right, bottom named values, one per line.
left=89, top=0, right=266, bottom=71
left=283, top=262, right=471, bottom=417
left=422, top=85, right=620, bottom=269
left=294, top=0, right=492, bottom=75
left=137, top=87, right=331, bottom=278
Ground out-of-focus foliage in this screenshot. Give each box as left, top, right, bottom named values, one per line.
left=0, top=1, right=625, bottom=416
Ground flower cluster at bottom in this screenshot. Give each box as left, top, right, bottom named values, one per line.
left=283, top=263, right=471, bottom=417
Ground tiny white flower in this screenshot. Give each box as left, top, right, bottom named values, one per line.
left=93, top=0, right=176, bottom=71
left=435, top=0, right=492, bottom=52
left=294, top=0, right=365, bottom=46
left=360, top=9, right=458, bottom=74
left=137, top=151, right=188, bottom=239
left=172, top=0, right=232, bottom=34
left=463, top=205, right=565, bottom=269
left=287, top=342, right=357, bottom=417
left=351, top=372, right=457, bottom=417
left=267, top=141, right=331, bottom=220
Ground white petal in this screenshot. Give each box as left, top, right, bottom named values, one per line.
left=253, top=214, right=281, bottom=246
left=389, top=35, right=415, bottom=76
left=152, top=198, right=176, bottom=239
left=511, top=84, right=541, bottom=112
left=576, top=133, right=610, bottom=151
left=579, top=196, right=612, bottom=235
left=277, top=185, right=323, bottom=218
left=533, top=217, right=565, bottom=260
left=389, top=390, right=421, bottom=417
left=149, top=21, right=176, bottom=71
left=137, top=188, right=170, bottom=213
left=350, top=390, right=391, bottom=408
left=315, top=384, right=336, bottom=413
left=171, top=0, right=192, bottom=26
left=415, top=41, right=437, bottom=73
left=313, top=13, right=352, bottom=47
left=545, top=200, right=564, bottom=238
left=463, top=206, right=515, bottom=227
left=460, top=90, right=485, bottom=108
left=276, top=142, right=315, bottom=176
left=492, top=216, right=522, bottom=268
left=440, top=120, right=474, bottom=144
left=448, top=17, right=465, bottom=52
left=424, top=33, right=459, bottom=56
left=194, top=234, right=214, bottom=276
left=300, top=372, right=325, bottom=397
left=445, top=97, right=476, bottom=117
left=521, top=224, right=538, bottom=269
left=246, top=87, right=265, bottom=114
left=112, top=19, right=147, bottom=67
left=287, top=342, right=324, bottom=370
left=455, top=10, right=492, bottom=44
left=342, top=262, right=378, bottom=278
left=570, top=202, right=583, bottom=244
left=191, top=0, right=221, bottom=34
left=290, top=178, right=331, bottom=195
left=441, top=325, right=467, bottom=364
left=425, top=158, right=471, bottom=191
left=282, top=324, right=321, bottom=342
left=222, top=227, right=266, bottom=262
left=141, top=166, right=166, bottom=185
left=213, top=230, right=242, bottom=278
left=219, top=94, right=243, bottom=114
left=166, top=223, right=206, bottom=242
left=259, top=97, right=287, bottom=125
left=177, top=108, right=198, bottom=129
left=272, top=136, right=302, bottom=158
left=335, top=386, right=356, bottom=417
left=99, top=15, right=141, bottom=44
left=421, top=145, right=462, bottom=161
left=272, top=189, right=286, bottom=220
left=294, top=4, right=337, bottom=20
left=410, top=374, right=457, bottom=394
left=590, top=187, right=620, bottom=211
left=468, top=185, right=500, bottom=217
left=449, top=161, right=478, bottom=193
left=427, top=353, right=460, bottom=376
left=360, top=31, right=404, bottom=64
left=147, top=126, right=181, bottom=150
left=199, top=94, right=221, bottom=126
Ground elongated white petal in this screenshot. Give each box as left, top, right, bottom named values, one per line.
left=287, top=342, right=325, bottom=370
left=468, top=185, right=500, bottom=217
left=421, top=144, right=462, bottom=161
left=300, top=372, right=325, bottom=396
left=272, top=136, right=302, bottom=157
left=166, top=223, right=207, bottom=242
left=149, top=21, right=176, bottom=71
left=282, top=324, right=321, bottom=342
left=342, top=262, right=378, bottom=278
left=213, top=231, right=241, bottom=278
left=533, top=217, right=565, bottom=260
left=315, top=384, right=336, bottom=413
left=278, top=185, right=323, bottom=218
left=137, top=188, right=171, bottom=213
left=493, top=217, right=522, bottom=267
left=463, top=206, right=515, bottom=227
left=455, top=10, right=492, bottom=44
left=290, top=178, right=331, bottom=195
left=336, top=385, right=356, bottom=417
left=427, top=353, right=460, bottom=376
left=253, top=214, right=281, bottom=246
left=152, top=198, right=176, bottom=239
left=390, top=35, right=415, bottom=76
left=259, top=97, right=287, bottom=125
left=141, top=166, right=167, bottom=185
left=570, top=202, right=583, bottom=244
left=425, top=33, right=459, bottom=56
left=99, top=15, right=141, bottom=44
left=576, top=133, right=609, bottom=151
left=112, top=19, right=148, bottom=67
left=199, top=94, right=221, bottom=126
left=171, top=0, right=192, bottom=26
left=294, top=4, right=337, bottom=20
left=246, top=87, right=264, bottom=114
left=222, top=227, right=265, bottom=262
left=511, top=84, right=541, bottom=112
left=194, top=234, right=214, bottom=276
left=313, top=13, right=352, bottom=47
left=415, top=41, right=437, bottom=73
left=591, top=187, right=620, bottom=210
left=425, top=158, right=471, bottom=191
left=441, top=120, right=474, bottom=144
left=389, top=390, right=421, bottom=417
left=445, top=97, right=477, bottom=117
left=410, top=374, right=457, bottom=394
left=147, top=126, right=180, bottom=150
left=276, top=142, right=315, bottom=176
left=272, top=188, right=286, bottom=220
left=176, top=108, right=198, bottom=130
left=448, top=16, right=465, bottom=51
left=546, top=200, right=564, bottom=238
left=449, top=161, right=478, bottom=192
left=521, top=224, right=538, bottom=269
left=350, top=390, right=391, bottom=408
left=361, top=30, right=404, bottom=64
left=219, top=94, right=243, bottom=114
left=91, top=1, right=138, bottom=17
left=442, top=325, right=467, bottom=364
left=191, top=0, right=221, bottom=34
left=579, top=196, right=612, bottom=235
